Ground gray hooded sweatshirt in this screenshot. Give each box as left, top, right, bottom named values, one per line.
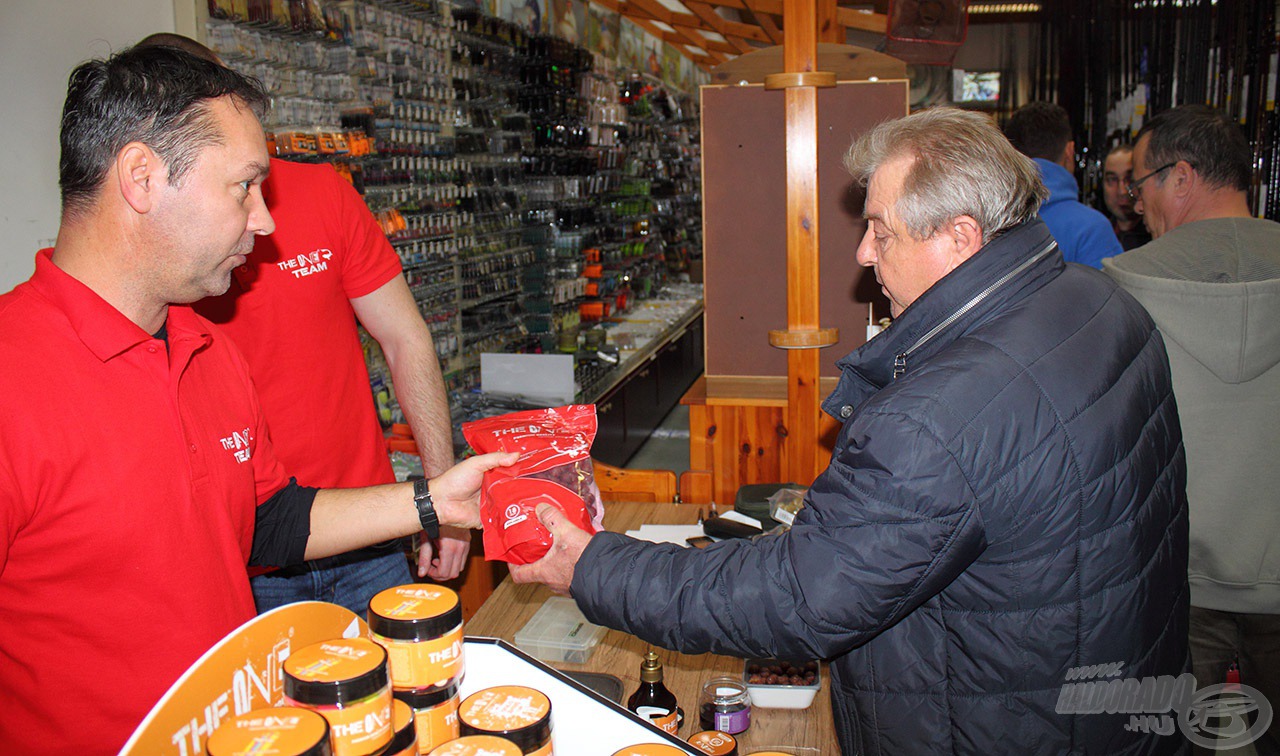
left=1105, top=216, right=1280, bottom=614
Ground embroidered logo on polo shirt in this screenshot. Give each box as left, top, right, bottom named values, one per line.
left=276, top=248, right=333, bottom=279
left=219, top=427, right=254, bottom=464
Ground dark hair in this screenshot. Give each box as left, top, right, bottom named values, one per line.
left=1105, top=143, right=1134, bottom=160
left=134, top=32, right=222, bottom=63
left=59, top=44, right=269, bottom=219
left=1004, top=101, right=1072, bottom=162
left=1137, top=105, right=1251, bottom=192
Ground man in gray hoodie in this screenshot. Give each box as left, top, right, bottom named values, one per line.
left=1105, top=104, right=1279, bottom=755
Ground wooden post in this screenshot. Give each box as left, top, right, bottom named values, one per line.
left=817, top=0, right=844, bottom=44
left=765, top=0, right=837, bottom=484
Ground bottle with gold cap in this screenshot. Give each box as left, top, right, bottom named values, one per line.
left=627, top=649, right=680, bottom=735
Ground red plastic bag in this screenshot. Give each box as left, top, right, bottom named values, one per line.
left=462, top=405, right=605, bottom=565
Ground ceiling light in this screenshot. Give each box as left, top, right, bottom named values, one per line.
left=968, top=3, right=1043, bottom=13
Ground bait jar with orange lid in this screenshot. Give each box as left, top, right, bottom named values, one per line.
left=426, top=735, right=523, bottom=756
left=283, top=638, right=393, bottom=756
left=458, top=685, right=553, bottom=756
left=610, top=744, right=691, bottom=755
left=205, top=707, right=332, bottom=756
left=379, top=699, right=417, bottom=756
left=368, top=584, right=464, bottom=691
left=687, top=730, right=739, bottom=756
left=394, top=681, right=460, bottom=753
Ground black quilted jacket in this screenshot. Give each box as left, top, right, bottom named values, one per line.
left=572, top=219, right=1190, bottom=755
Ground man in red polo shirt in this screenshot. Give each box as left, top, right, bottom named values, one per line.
left=136, top=33, right=467, bottom=618
left=0, top=45, right=511, bottom=754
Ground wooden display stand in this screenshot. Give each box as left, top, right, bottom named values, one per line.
left=680, top=376, right=843, bottom=507
left=684, top=34, right=908, bottom=504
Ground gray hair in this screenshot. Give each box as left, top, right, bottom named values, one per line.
left=843, top=107, right=1047, bottom=245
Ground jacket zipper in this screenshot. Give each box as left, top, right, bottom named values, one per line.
left=893, top=240, right=1058, bottom=379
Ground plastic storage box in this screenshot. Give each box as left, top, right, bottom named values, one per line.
left=514, top=596, right=606, bottom=664
left=743, top=658, right=821, bottom=709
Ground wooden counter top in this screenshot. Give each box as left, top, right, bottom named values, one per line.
left=465, top=502, right=833, bottom=754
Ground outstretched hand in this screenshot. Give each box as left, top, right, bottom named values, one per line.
left=417, top=526, right=471, bottom=580
left=509, top=503, right=594, bottom=595
left=429, top=451, right=519, bottom=529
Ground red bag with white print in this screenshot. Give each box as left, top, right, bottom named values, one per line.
left=462, top=404, right=605, bottom=565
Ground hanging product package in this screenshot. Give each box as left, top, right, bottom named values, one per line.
left=462, top=404, right=605, bottom=565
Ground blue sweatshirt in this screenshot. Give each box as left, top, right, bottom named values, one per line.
left=1033, top=158, right=1124, bottom=269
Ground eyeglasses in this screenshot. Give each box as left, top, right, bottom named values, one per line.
left=1126, top=163, right=1177, bottom=202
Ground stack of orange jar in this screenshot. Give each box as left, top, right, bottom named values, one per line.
left=368, top=584, right=466, bottom=755
left=282, top=638, right=395, bottom=756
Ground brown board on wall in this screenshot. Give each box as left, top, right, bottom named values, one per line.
left=700, top=80, right=909, bottom=379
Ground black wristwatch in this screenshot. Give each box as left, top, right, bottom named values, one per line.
left=413, top=477, right=440, bottom=540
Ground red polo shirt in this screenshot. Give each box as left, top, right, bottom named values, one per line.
left=195, top=158, right=402, bottom=491
left=0, top=251, right=291, bottom=753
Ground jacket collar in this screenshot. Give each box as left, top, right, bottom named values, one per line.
left=1034, top=158, right=1080, bottom=206
left=823, top=218, right=1062, bottom=418
left=28, top=248, right=212, bottom=363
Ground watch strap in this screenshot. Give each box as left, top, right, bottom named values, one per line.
left=413, top=477, right=440, bottom=540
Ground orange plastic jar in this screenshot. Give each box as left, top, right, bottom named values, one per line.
left=283, top=638, right=393, bottom=756
left=426, top=736, right=522, bottom=756
left=687, top=730, right=739, bottom=756
left=205, top=707, right=331, bottom=756
left=458, top=685, right=553, bottom=756
left=382, top=699, right=417, bottom=756
left=610, top=745, right=690, bottom=755
left=368, top=585, right=464, bottom=691
left=394, top=682, right=460, bottom=754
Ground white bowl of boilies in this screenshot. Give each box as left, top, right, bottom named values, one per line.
left=743, top=658, right=820, bottom=709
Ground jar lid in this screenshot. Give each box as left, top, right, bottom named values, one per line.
left=701, top=677, right=749, bottom=704
left=368, top=585, right=463, bottom=641
left=206, top=707, right=331, bottom=756
left=393, top=681, right=459, bottom=709
left=458, top=685, right=552, bottom=751
left=283, top=638, right=389, bottom=706
left=610, top=745, right=690, bottom=755
left=427, top=735, right=522, bottom=756
left=687, top=730, right=738, bottom=755
left=385, top=699, right=416, bottom=755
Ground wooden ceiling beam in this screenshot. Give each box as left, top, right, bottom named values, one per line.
left=626, top=14, right=713, bottom=70
left=742, top=0, right=783, bottom=46
left=699, top=0, right=785, bottom=14
left=836, top=7, right=888, bottom=34
left=718, top=19, right=770, bottom=45
left=626, top=0, right=678, bottom=24
left=684, top=1, right=756, bottom=54
left=671, top=25, right=737, bottom=54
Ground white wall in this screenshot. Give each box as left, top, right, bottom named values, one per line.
left=0, top=0, right=192, bottom=293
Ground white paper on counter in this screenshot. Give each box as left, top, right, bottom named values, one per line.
left=623, top=524, right=704, bottom=545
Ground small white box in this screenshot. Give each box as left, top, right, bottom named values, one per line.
left=743, top=658, right=821, bottom=709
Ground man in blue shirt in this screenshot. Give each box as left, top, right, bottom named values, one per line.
left=1005, top=102, right=1123, bottom=268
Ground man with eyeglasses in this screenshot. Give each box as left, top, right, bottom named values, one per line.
left=1101, top=143, right=1152, bottom=250
left=1105, top=104, right=1280, bottom=756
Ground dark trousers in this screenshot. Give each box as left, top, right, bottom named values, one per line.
left=1190, top=605, right=1280, bottom=756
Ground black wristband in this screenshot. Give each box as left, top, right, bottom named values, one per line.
left=413, top=477, right=440, bottom=540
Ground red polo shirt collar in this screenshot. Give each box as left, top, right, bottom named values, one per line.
left=28, top=248, right=212, bottom=363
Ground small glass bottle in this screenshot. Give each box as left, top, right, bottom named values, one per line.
left=627, top=650, right=681, bottom=735
left=698, top=678, right=751, bottom=735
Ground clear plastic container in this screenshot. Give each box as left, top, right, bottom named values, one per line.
left=514, top=596, right=606, bottom=664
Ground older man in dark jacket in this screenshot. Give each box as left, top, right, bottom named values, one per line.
left=513, top=108, right=1190, bottom=755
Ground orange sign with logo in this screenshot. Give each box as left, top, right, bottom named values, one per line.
left=120, top=601, right=367, bottom=756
